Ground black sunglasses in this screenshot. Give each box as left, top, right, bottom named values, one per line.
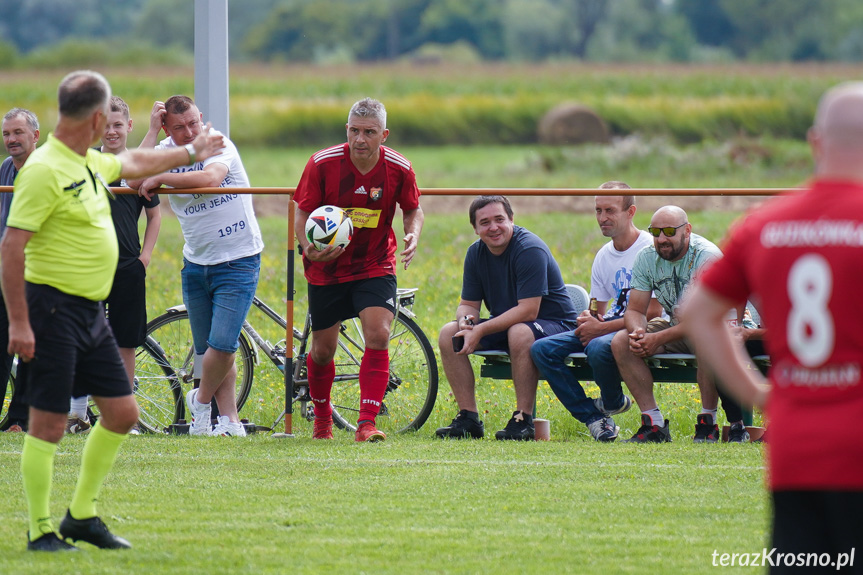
left=647, top=223, right=687, bottom=238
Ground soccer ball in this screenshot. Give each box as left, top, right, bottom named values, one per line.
left=305, top=205, right=353, bottom=250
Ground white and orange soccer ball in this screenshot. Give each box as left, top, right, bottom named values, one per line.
left=305, top=205, right=353, bottom=250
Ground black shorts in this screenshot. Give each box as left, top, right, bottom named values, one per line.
left=771, top=490, right=863, bottom=574
left=105, top=259, right=147, bottom=348
left=308, top=275, right=398, bottom=331
left=25, top=283, right=130, bottom=414
left=476, top=318, right=576, bottom=351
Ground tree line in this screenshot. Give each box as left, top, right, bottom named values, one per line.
left=2, top=0, right=862, bottom=67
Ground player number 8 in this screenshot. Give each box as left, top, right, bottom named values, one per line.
left=787, top=254, right=834, bottom=367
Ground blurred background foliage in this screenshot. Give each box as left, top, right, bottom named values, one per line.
left=2, top=0, right=863, bottom=68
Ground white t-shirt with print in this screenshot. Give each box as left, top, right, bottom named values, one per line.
left=590, top=229, right=654, bottom=319
left=156, top=132, right=264, bottom=265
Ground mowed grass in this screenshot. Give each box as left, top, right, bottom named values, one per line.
left=0, top=435, right=767, bottom=574
left=0, top=173, right=773, bottom=571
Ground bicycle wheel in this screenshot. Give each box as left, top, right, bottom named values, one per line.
left=133, top=336, right=183, bottom=433
left=142, top=310, right=255, bottom=426
left=330, top=312, right=438, bottom=434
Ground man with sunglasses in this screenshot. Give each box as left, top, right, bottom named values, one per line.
left=530, top=182, right=662, bottom=441
left=610, top=205, right=748, bottom=443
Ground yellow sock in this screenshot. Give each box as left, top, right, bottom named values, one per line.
left=68, top=422, right=128, bottom=519
left=21, top=434, right=58, bottom=541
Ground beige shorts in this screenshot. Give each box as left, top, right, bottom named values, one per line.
left=646, top=317, right=693, bottom=354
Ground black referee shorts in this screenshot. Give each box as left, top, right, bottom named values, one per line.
left=24, top=283, right=130, bottom=414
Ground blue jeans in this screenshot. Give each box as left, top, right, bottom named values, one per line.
left=181, top=254, right=260, bottom=355
left=530, top=330, right=625, bottom=425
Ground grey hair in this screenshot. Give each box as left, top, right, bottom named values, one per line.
left=58, top=70, right=111, bottom=120
left=348, top=98, right=387, bottom=129
left=3, top=108, right=39, bottom=132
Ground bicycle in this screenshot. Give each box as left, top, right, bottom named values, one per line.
left=133, top=288, right=439, bottom=436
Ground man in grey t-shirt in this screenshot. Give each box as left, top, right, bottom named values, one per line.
left=611, top=205, right=747, bottom=443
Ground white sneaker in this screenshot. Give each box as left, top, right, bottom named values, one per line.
left=593, top=395, right=633, bottom=417
left=211, top=415, right=247, bottom=437
left=65, top=416, right=91, bottom=435
left=186, top=388, right=212, bottom=436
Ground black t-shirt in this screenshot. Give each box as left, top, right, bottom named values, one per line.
left=108, top=176, right=160, bottom=269
left=461, top=225, right=577, bottom=321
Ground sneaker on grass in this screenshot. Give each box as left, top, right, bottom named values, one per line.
left=494, top=411, right=534, bottom=441
left=727, top=421, right=751, bottom=443
left=313, top=415, right=334, bottom=439
left=622, top=414, right=672, bottom=443
left=693, top=413, right=720, bottom=443
left=186, top=388, right=212, bottom=436
left=211, top=416, right=247, bottom=437
left=355, top=421, right=386, bottom=442
left=587, top=416, right=619, bottom=442
left=435, top=410, right=484, bottom=439
left=65, top=416, right=91, bottom=435
left=27, top=532, right=78, bottom=552
left=59, top=511, right=131, bottom=549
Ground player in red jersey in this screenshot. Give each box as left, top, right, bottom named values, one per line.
left=294, top=98, right=424, bottom=442
left=685, top=82, right=863, bottom=572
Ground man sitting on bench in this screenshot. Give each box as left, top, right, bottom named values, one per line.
left=531, top=182, right=662, bottom=442
left=436, top=195, right=577, bottom=441
left=610, top=205, right=749, bottom=443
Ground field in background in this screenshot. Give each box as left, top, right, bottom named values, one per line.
left=1, top=62, right=860, bottom=148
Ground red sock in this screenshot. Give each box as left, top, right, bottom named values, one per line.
left=358, top=348, right=389, bottom=423
left=307, top=357, right=334, bottom=419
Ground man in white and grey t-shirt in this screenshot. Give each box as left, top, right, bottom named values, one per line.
left=531, top=182, right=662, bottom=441
left=133, top=95, right=263, bottom=437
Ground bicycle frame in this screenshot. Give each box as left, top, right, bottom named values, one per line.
left=267, top=287, right=421, bottom=433
left=138, top=286, right=435, bottom=435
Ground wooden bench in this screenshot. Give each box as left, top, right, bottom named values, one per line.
left=472, top=285, right=769, bottom=426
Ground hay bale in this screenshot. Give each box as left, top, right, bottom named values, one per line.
left=537, top=103, right=609, bottom=145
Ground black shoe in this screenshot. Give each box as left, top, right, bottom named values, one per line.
left=435, top=410, right=485, bottom=439
left=622, top=414, right=672, bottom=443
left=59, top=511, right=131, bottom=549
left=693, top=413, right=720, bottom=443
left=727, top=421, right=751, bottom=443
left=494, top=411, right=535, bottom=441
left=27, top=532, right=78, bottom=552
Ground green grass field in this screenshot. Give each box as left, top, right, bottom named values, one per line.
left=0, top=434, right=767, bottom=574
left=0, top=207, right=769, bottom=573
left=0, top=61, right=801, bottom=571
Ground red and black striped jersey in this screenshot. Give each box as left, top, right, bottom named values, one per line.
left=295, top=143, right=421, bottom=285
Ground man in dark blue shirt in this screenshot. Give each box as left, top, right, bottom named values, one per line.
left=0, top=108, right=39, bottom=433
left=436, top=195, right=577, bottom=440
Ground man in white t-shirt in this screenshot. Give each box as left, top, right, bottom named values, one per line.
left=531, top=182, right=661, bottom=441
left=132, top=95, right=263, bottom=437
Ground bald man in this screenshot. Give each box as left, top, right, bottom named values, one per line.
left=610, top=205, right=748, bottom=443
left=685, top=82, right=863, bottom=570
left=1, top=70, right=225, bottom=552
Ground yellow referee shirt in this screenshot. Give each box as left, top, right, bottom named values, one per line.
left=7, top=133, right=122, bottom=301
